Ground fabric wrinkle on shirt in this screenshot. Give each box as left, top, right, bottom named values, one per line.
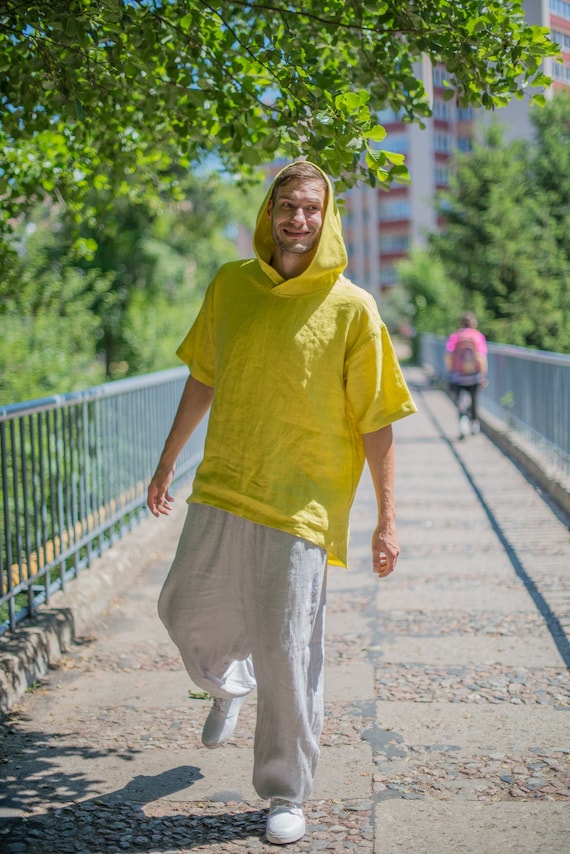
left=177, top=162, right=417, bottom=568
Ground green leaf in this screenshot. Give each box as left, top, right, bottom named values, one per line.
left=315, top=110, right=334, bottom=126
left=367, top=125, right=387, bottom=143
left=335, top=90, right=370, bottom=112
left=383, top=150, right=406, bottom=166
left=365, top=149, right=386, bottom=170
left=390, top=164, right=411, bottom=184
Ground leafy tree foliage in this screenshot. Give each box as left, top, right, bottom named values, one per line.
left=1, top=171, right=260, bottom=403
left=529, top=90, right=570, bottom=344
left=0, top=209, right=109, bottom=405
left=0, top=0, right=558, bottom=261
left=393, top=248, right=463, bottom=337
left=399, top=96, right=570, bottom=354
left=76, top=168, right=258, bottom=378
left=0, top=1, right=562, bottom=400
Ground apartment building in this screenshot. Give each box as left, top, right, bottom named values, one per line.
left=343, top=0, right=570, bottom=297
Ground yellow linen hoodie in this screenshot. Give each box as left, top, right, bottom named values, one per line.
left=177, top=162, right=416, bottom=567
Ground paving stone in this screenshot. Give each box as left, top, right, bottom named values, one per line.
left=1, top=369, right=569, bottom=852
left=374, top=663, right=570, bottom=705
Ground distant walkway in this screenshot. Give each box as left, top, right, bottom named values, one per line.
left=0, top=366, right=568, bottom=853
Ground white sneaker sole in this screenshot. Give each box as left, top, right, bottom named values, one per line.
left=266, top=819, right=306, bottom=845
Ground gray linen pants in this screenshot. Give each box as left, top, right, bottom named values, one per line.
left=157, top=503, right=328, bottom=803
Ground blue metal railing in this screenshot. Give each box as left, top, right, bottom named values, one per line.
left=0, top=368, right=205, bottom=634
left=420, top=334, right=570, bottom=476
left=2, top=341, right=568, bottom=635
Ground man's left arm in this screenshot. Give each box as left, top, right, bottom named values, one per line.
left=362, top=424, right=399, bottom=579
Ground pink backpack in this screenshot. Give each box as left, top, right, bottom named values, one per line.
left=451, top=330, right=479, bottom=378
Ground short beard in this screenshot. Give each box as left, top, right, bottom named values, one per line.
left=272, top=232, right=319, bottom=256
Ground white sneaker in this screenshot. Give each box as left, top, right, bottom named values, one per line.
left=201, top=695, right=246, bottom=749
left=266, top=798, right=306, bottom=845
left=459, top=414, right=470, bottom=438
left=471, top=419, right=480, bottom=434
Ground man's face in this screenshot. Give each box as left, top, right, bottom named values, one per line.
left=268, top=179, right=326, bottom=256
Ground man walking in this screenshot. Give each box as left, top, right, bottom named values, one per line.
left=147, top=161, right=416, bottom=845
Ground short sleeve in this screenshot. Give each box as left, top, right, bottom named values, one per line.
left=346, top=321, right=416, bottom=434
left=176, top=282, right=216, bottom=387
left=475, top=331, right=488, bottom=354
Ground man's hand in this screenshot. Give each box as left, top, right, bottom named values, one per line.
left=147, top=464, right=176, bottom=517
left=146, top=375, right=214, bottom=519
left=371, top=521, right=399, bottom=579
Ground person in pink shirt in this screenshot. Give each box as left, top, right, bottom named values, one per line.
left=445, top=311, right=488, bottom=437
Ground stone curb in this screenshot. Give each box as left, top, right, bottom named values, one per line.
left=0, top=499, right=187, bottom=713
left=422, top=367, right=570, bottom=522
left=480, top=410, right=570, bottom=522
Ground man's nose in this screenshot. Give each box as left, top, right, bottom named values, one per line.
left=290, top=207, right=306, bottom=223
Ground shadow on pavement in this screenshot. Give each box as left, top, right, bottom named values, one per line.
left=0, top=738, right=269, bottom=852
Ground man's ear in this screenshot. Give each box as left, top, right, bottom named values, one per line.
left=267, top=200, right=273, bottom=218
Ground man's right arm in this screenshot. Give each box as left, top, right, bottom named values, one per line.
left=147, top=375, right=214, bottom=517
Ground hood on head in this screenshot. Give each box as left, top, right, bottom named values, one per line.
left=253, top=161, right=348, bottom=292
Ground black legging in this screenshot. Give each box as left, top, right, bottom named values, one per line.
left=450, top=383, right=480, bottom=421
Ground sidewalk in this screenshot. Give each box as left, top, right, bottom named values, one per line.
left=1, top=367, right=569, bottom=853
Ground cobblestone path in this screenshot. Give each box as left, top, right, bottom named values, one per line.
left=1, top=369, right=568, bottom=853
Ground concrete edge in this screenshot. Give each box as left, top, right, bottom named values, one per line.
left=479, top=412, right=570, bottom=524
left=418, top=365, right=570, bottom=523
left=0, top=500, right=187, bottom=713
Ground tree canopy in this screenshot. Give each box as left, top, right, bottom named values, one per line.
left=0, top=170, right=257, bottom=404
left=397, top=93, right=570, bottom=354
left=0, top=0, right=559, bottom=247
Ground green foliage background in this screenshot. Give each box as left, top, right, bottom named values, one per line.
left=0, top=1, right=564, bottom=403
left=394, top=92, right=570, bottom=354
left=0, top=0, right=557, bottom=260
left=0, top=171, right=262, bottom=405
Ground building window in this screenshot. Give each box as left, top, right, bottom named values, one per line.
left=552, top=28, right=570, bottom=50
left=550, top=0, right=570, bottom=22
left=433, top=67, right=448, bottom=87
left=379, top=199, right=411, bottom=221
left=552, top=61, right=570, bottom=83
left=435, top=165, right=449, bottom=185
left=457, top=107, right=474, bottom=121
left=457, top=136, right=472, bottom=153
left=384, top=134, right=409, bottom=154
left=434, top=132, right=452, bottom=154
left=433, top=99, right=451, bottom=120
left=380, top=232, right=410, bottom=252
left=380, top=265, right=398, bottom=286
